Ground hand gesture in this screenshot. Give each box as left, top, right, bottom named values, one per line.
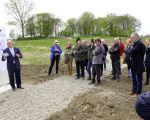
left=16, top=54, right=20, bottom=58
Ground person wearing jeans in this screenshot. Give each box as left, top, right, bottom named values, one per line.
left=87, top=39, right=95, bottom=80
left=132, top=71, right=143, bottom=94
left=82, top=40, right=88, bottom=71
left=130, top=33, right=146, bottom=97
left=48, top=40, right=62, bottom=76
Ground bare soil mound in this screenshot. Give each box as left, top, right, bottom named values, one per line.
left=46, top=69, right=150, bottom=120
left=21, top=64, right=75, bottom=84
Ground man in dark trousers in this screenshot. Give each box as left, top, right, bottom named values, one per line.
left=1, top=40, right=23, bottom=91
left=73, top=40, right=85, bottom=80
left=101, top=39, right=108, bottom=70
left=130, top=33, right=146, bottom=97
left=109, top=37, right=120, bottom=82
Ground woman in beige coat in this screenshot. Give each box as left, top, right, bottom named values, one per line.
left=64, top=42, right=73, bottom=76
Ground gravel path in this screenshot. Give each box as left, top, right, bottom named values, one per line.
left=0, top=76, right=94, bottom=120
left=0, top=55, right=126, bottom=120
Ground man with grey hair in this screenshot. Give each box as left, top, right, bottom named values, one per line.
left=1, top=39, right=23, bottom=91
left=109, top=37, right=120, bottom=82
left=130, top=33, right=146, bottom=97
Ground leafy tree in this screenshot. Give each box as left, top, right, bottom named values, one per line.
left=5, top=0, right=34, bottom=38
left=78, top=12, right=95, bottom=36
left=36, top=13, right=54, bottom=37
left=26, top=15, right=36, bottom=37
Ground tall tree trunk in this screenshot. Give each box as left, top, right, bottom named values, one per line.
left=21, top=24, right=25, bottom=38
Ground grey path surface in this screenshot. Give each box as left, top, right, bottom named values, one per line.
left=0, top=55, right=126, bottom=120
left=0, top=76, right=94, bottom=120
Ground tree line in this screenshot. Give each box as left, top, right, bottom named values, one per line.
left=5, top=0, right=141, bottom=38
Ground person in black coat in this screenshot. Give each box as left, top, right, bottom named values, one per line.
left=125, top=39, right=132, bottom=78
left=1, top=40, right=23, bottom=91
left=101, top=39, right=108, bottom=70
left=144, top=39, right=150, bottom=85
left=130, top=33, right=146, bottom=97
left=109, top=37, right=120, bottom=82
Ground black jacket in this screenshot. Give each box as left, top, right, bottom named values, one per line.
left=109, top=43, right=120, bottom=61
left=130, top=40, right=146, bottom=73
left=2, top=47, right=23, bottom=70
left=145, top=47, right=150, bottom=68
left=125, top=45, right=132, bottom=64
left=102, top=44, right=108, bottom=56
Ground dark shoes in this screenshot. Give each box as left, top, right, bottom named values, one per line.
left=89, top=81, right=101, bottom=86
left=75, top=77, right=80, bottom=80
left=12, top=88, right=16, bottom=91
left=12, top=87, right=24, bottom=91
left=111, top=77, right=116, bottom=80
left=94, top=82, right=101, bottom=86
left=144, top=80, right=149, bottom=85
left=17, top=87, right=24, bottom=89
left=117, top=78, right=120, bottom=82
left=89, top=81, right=95, bottom=85
left=87, top=78, right=91, bottom=80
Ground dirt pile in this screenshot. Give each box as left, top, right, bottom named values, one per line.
left=46, top=87, right=140, bottom=120
left=46, top=68, right=150, bottom=120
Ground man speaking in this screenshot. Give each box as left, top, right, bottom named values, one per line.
left=1, top=40, right=23, bottom=91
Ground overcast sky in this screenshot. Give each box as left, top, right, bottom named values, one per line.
left=0, top=0, right=150, bottom=36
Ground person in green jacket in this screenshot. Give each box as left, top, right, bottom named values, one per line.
left=73, top=40, right=85, bottom=80
left=64, top=42, right=73, bottom=76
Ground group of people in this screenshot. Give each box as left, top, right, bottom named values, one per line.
left=48, top=38, right=108, bottom=85
left=48, top=33, right=150, bottom=94
left=1, top=33, right=150, bottom=120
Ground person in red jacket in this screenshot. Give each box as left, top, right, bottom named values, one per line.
left=119, top=37, right=125, bottom=74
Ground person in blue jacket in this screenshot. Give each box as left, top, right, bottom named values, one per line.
left=144, top=39, right=150, bottom=85
left=48, top=40, right=62, bottom=76
left=135, top=92, right=150, bottom=120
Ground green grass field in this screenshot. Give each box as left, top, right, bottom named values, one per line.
left=13, top=36, right=147, bottom=65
